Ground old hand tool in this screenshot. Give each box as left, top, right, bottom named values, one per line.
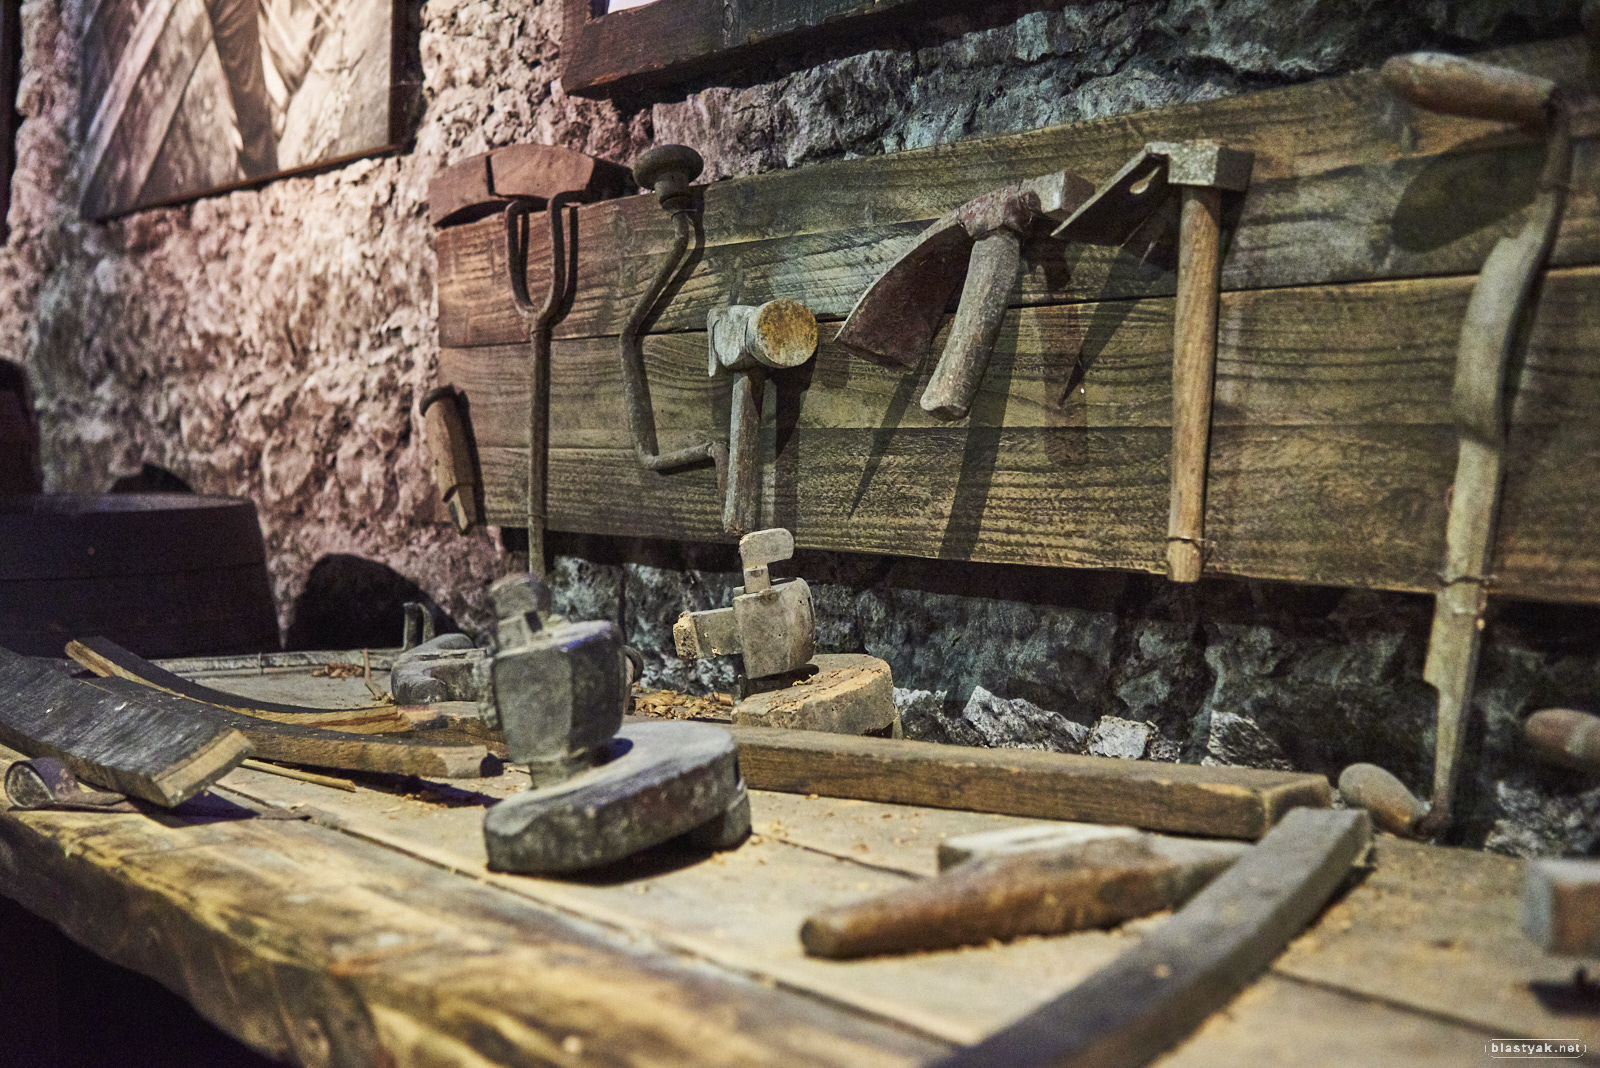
left=838, top=170, right=1095, bottom=421
left=478, top=573, right=749, bottom=873
left=5, top=757, right=137, bottom=811
left=430, top=145, right=631, bottom=568
left=673, top=528, right=815, bottom=681
left=620, top=145, right=730, bottom=500
left=0, top=647, right=250, bottom=806
left=708, top=300, right=818, bottom=535
left=1342, top=53, right=1574, bottom=840
left=673, top=529, right=895, bottom=733
left=1053, top=141, right=1253, bottom=583
left=418, top=386, right=481, bottom=533
left=801, top=822, right=1249, bottom=959
left=934, top=809, right=1369, bottom=1068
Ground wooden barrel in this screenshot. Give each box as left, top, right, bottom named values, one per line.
left=0, top=494, right=280, bottom=658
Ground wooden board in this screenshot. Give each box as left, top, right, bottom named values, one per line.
left=67, top=636, right=415, bottom=734
left=448, top=267, right=1600, bottom=602
left=0, top=750, right=944, bottom=1066
left=442, top=37, right=1598, bottom=346
left=0, top=650, right=249, bottom=806
left=81, top=677, right=493, bottom=779
left=722, top=724, right=1330, bottom=841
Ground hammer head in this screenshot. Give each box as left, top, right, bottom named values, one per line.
left=1052, top=142, right=1252, bottom=248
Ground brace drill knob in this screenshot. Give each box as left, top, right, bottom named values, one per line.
left=477, top=572, right=628, bottom=786
left=672, top=528, right=815, bottom=680
left=634, top=144, right=703, bottom=211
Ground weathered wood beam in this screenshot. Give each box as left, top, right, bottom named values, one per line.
left=67, top=636, right=416, bottom=734
left=0, top=649, right=250, bottom=806
left=0, top=759, right=945, bottom=1066
left=438, top=37, right=1596, bottom=346
left=721, top=724, right=1332, bottom=840
left=451, top=267, right=1600, bottom=602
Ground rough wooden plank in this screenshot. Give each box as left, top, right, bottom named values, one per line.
left=0, top=750, right=943, bottom=1067
left=1154, top=974, right=1496, bottom=1068
left=1275, top=838, right=1600, bottom=1046
left=439, top=38, right=1598, bottom=346
left=722, top=725, right=1331, bottom=840
left=1523, top=857, right=1600, bottom=957
left=67, top=636, right=415, bottom=734
left=455, top=267, right=1600, bottom=601
left=0, top=649, right=249, bottom=806
left=936, top=808, right=1370, bottom=1068
left=217, top=763, right=1164, bottom=1046
left=81, top=677, right=493, bottom=779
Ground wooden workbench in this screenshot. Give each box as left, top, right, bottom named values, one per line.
left=0, top=659, right=1594, bottom=1066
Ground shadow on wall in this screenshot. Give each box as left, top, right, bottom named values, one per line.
left=0, top=359, right=41, bottom=493
left=285, top=554, right=457, bottom=650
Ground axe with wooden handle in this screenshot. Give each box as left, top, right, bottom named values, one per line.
left=837, top=170, right=1095, bottom=421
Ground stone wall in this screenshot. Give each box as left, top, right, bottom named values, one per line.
left=6, top=0, right=1596, bottom=854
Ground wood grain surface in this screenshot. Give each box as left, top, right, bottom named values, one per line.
left=450, top=267, right=1600, bottom=601
left=0, top=649, right=250, bottom=806
left=723, top=724, right=1331, bottom=840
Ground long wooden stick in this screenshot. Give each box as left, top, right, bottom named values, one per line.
left=1167, top=185, right=1222, bottom=583
left=716, top=723, right=1330, bottom=840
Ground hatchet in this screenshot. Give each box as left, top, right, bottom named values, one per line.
left=837, top=170, right=1095, bottom=421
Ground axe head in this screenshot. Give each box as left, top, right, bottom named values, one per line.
left=1053, top=142, right=1252, bottom=247
left=838, top=170, right=1094, bottom=371
left=837, top=218, right=972, bottom=370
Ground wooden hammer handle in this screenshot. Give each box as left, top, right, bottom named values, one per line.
left=1167, top=186, right=1222, bottom=583
left=1380, top=52, right=1556, bottom=128
left=920, top=229, right=1021, bottom=421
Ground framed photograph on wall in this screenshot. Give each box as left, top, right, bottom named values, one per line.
left=79, top=0, right=404, bottom=219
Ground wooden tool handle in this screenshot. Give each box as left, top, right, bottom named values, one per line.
left=1167, top=186, right=1222, bottom=583
left=723, top=369, right=765, bottom=535
left=1380, top=52, right=1556, bottom=128
left=920, top=229, right=1021, bottom=421
left=1524, top=708, right=1600, bottom=773
left=800, top=838, right=1227, bottom=960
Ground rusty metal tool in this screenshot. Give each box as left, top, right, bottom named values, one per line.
left=432, top=146, right=630, bottom=572
left=838, top=170, right=1095, bottom=421
left=619, top=144, right=730, bottom=504
left=1338, top=53, right=1574, bottom=841
left=5, top=757, right=138, bottom=811
left=1053, top=141, right=1253, bottom=583
left=707, top=300, right=818, bottom=534
left=801, top=823, right=1250, bottom=959
left=673, top=528, right=815, bottom=682
left=478, top=573, right=749, bottom=873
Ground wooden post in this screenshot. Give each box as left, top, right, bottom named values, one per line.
left=1167, top=185, right=1223, bottom=583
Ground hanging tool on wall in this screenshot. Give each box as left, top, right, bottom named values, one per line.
left=428, top=145, right=631, bottom=570
left=419, top=386, right=481, bottom=533
left=1340, top=52, right=1574, bottom=839
left=707, top=300, right=818, bottom=534
left=838, top=170, right=1095, bottom=421
left=620, top=145, right=733, bottom=517
left=1053, top=141, right=1254, bottom=583
left=476, top=572, right=749, bottom=873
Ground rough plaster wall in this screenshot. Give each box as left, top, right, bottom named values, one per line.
left=5, top=0, right=1596, bottom=854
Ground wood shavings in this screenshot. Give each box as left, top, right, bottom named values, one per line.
left=631, top=687, right=734, bottom=720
